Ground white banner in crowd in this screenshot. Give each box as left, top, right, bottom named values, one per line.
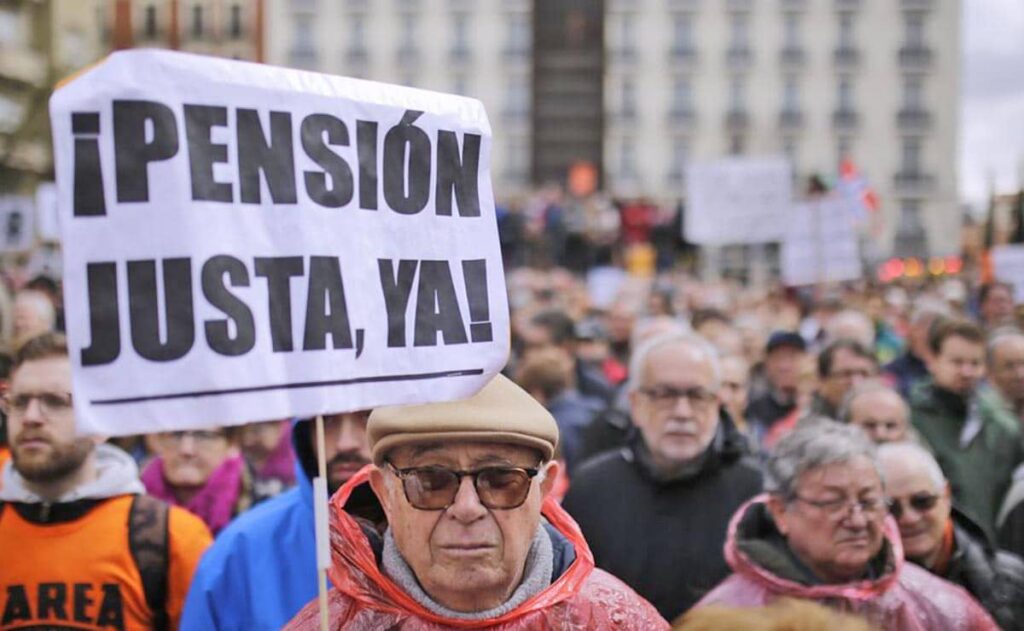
left=992, top=245, right=1024, bottom=302
left=781, top=197, right=862, bottom=286
left=684, top=156, right=793, bottom=245
left=35, top=182, right=61, bottom=242
left=0, top=195, right=36, bottom=253
left=50, top=50, right=509, bottom=437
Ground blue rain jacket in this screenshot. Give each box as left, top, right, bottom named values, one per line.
left=180, top=420, right=325, bottom=630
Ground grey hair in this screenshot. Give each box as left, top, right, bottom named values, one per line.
left=626, top=331, right=721, bottom=393
left=876, top=441, right=946, bottom=491
left=765, top=419, right=880, bottom=500
left=838, top=379, right=907, bottom=423
left=987, top=326, right=1024, bottom=365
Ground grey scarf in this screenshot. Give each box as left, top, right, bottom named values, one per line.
left=381, top=524, right=554, bottom=620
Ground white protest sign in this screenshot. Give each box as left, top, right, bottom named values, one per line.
left=685, top=156, right=792, bottom=245
left=0, top=195, right=36, bottom=252
left=35, top=182, right=61, bottom=242
left=781, top=197, right=862, bottom=286
left=51, top=50, right=508, bottom=437
left=992, top=245, right=1024, bottom=302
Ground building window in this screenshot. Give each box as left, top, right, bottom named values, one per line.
left=783, top=12, right=799, bottom=48
left=905, top=12, right=925, bottom=47
left=729, top=76, right=745, bottom=111
left=452, top=73, right=469, bottom=95
left=505, top=12, right=530, bottom=56
left=621, top=77, right=637, bottom=118
left=838, top=12, right=854, bottom=49
left=730, top=12, right=749, bottom=49
left=837, top=136, right=852, bottom=164
left=783, top=136, right=798, bottom=170
left=783, top=75, right=799, bottom=111
left=350, top=14, right=365, bottom=47
left=504, top=74, right=529, bottom=118
left=904, top=76, right=923, bottom=109
left=671, top=76, right=692, bottom=113
left=729, top=135, right=745, bottom=155
left=144, top=4, right=157, bottom=38
left=400, top=13, right=416, bottom=50
left=837, top=76, right=853, bottom=111
left=452, top=13, right=469, bottom=54
left=621, top=137, right=636, bottom=177
left=668, top=138, right=689, bottom=183
left=618, top=12, right=635, bottom=53
left=671, top=12, right=693, bottom=51
left=902, top=138, right=922, bottom=173
left=230, top=4, right=243, bottom=38
left=191, top=4, right=203, bottom=38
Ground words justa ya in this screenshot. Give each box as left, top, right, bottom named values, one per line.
left=68, top=100, right=494, bottom=366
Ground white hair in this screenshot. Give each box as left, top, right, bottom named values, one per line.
left=876, top=441, right=946, bottom=491
left=627, top=331, right=721, bottom=393
left=765, top=420, right=880, bottom=499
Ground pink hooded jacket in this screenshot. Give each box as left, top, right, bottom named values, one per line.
left=286, top=466, right=667, bottom=630
left=696, top=495, right=998, bottom=630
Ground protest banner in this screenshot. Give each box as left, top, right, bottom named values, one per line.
left=781, top=197, right=862, bottom=286
left=50, top=49, right=508, bottom=437
left=684, top=155, right=792, bottom=245
left=0, top=195, right=36, bottom=253
left=992, top=245, right=1024, bottom=302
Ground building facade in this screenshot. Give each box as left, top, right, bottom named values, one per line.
left=234, top=0, right=960, bottom=257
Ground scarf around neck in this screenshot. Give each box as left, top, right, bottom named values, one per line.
left=381, top=523, right=554, bottom=620
left=141, top=454, right=243, bottom=534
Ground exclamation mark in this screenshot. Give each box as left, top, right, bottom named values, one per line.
left=72, top=112, right=107, bottom=217
left=462, top=259, right=492, bottom=342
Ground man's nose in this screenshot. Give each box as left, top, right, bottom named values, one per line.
left=334, top=420, right=362, bottom=452
left=446, top=475, right=488, bottom=523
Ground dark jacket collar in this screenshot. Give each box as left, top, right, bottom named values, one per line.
left=5, top=498, right=106, bottom=524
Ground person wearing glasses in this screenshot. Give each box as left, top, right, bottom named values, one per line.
left=286, top=373, right=668, bottom=630
left=142, top=426, right=251, bottom=535
left=877, top=441, right=1024, bottom=630
left=0, top=333, right=212, bottom=630
left=695, top=421, right=997, bottom=630
left=562, top=333, right=763, bottom=622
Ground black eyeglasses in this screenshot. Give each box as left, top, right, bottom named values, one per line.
left=386, top=461, right=541, bottom=510
left=640, top=385, right=718, bottom=411
left=888, top=493, right=940, bottom=519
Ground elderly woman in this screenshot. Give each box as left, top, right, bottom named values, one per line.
left=143, top=427, right=250, bottom=535
left=286, top=374, right=667, bottom=629
left=695, top=420, right=997, bottom=630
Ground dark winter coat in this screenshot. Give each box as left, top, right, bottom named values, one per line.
left=940, top=508, right=1024, bottom=631
left=561, top=412, right=763, bottom=622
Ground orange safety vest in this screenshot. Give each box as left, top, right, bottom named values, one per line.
left=0, top=494, right=211, bottom=630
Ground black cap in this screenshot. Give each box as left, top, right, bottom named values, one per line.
left=766, top=331, right=807, bottom=353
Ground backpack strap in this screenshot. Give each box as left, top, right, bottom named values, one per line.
left=128, top=495, right=169, bottom=631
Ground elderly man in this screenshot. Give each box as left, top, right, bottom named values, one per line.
left=988, top=329, right=1024, bottom=424
left=841, top=380, right=911, bottom=444
left=562, top=333, right=763, bottom=621
left=911, top=318, right=1024, bottom=537
left=696, top=421, right=997, bottom=629
left=877, top=441, right=1024, bottom=630
left=286, top=374, right=666, bottom=629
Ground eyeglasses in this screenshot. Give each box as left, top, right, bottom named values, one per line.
left=640, top=385, right=718, bottom=411
left=2, top=392, right=73, bottom=417
left=793, top=494, right=887, bottom=519
left=888, top=493, right=940, bottom=519
left=160, top=430, right=228, bottom=447
left=386, top=461, right=541, bottom=510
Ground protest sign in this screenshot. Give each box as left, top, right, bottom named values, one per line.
left=685, top=156, right=792, bottom=245
left=51, top=50, right=508, bottom=437
left=781, top=197, right=862, bottom=286
left=0, top=195, right=35, bottom=252
left=992, top=245, right=1024, bottom=302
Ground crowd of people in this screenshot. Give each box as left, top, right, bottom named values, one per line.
left=3, top=210, right=1024, bottom=629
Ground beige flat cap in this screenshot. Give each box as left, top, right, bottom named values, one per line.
left=368, top=374, right=559, bottom=464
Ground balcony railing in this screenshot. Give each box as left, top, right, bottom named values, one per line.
left=832, top=109, right=859, bottom=130
left=449, top=47, right=472, bottom=64
left=899, top=45, right=933, bottom=69
left=834, top=46, right=860, bottom=67
left=779, top=109, right=804, bottom=130
left=897, top=108, right=932, bottom=132
left=668, top=108, right=697, bottom=127
left=893, top=172, right=936, bottom=196
left=726, top=47, right=753, bottom=70
left=668, top=46, right=698, bottom=65
left=725, top=109, right=750, bottom=132
left=345, top=48, right=368, bottom=66
left=779, top=46, right=806, bottom=67
left=395, top=46, right=420, bottom=66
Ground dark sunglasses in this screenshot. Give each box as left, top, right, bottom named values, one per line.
left=386, top=461, right=540, bottom=510
left=888, top=493, right=940, bottom=519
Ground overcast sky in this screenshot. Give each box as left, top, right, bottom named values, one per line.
left=961, top=0, right=1024, bottom=211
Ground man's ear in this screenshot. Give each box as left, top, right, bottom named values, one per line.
left=539, top=460, right=561, bottom=498
left=369, top=467, right=393, bottom=516
left=766, top=494, right=791, bottom=537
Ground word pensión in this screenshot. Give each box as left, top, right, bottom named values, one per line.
left=70, top=101, right=483, bottom=217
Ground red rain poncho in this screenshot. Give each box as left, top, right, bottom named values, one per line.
left=286, top=466, right=667, bottom=630
left=695, top=495, right=998, bottom=630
